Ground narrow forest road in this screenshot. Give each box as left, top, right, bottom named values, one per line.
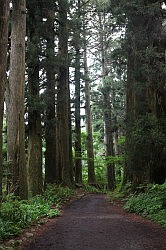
left=19, top=194, right=166, bottom=250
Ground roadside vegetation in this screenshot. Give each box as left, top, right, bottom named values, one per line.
left=0, top=186, right=75, bottom=240
left=0, top=184, right=103, bottom=241
left=124, top=183, right=166, bottom=227
left=109, top=182, right=166, bottom=228
left=0, top=182, right=165, bottom=241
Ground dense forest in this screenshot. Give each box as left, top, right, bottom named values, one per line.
left=0, top=0, right=166, bottom=201
left=0, top=0, right=166, bottom=243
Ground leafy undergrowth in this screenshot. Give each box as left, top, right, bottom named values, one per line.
left=124, top=183, right=166, bottom=227
left=81, top=185, right=105, bottom=194
left=0, top=185, right=75, bottom=240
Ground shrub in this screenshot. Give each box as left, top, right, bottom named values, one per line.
left=0, top=186, right=75, bottom=239
left=124, top=183, right=166, bottom=227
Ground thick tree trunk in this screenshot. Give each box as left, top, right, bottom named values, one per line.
left=27, top=3, right=43, bottom=197
left=103, top=88, right=116, bottom=190
left=74, top=4, right=82, bottom=183
left=44, top=6, right=57, bottom=185
left=99, top=12, right=115, bottom=190
left=68, top=76, right=74, bottom=184
left=56, top=0, right=74, bottom=186
left=0, top=0, right=9, bottom=199
left=7, top=0, right=28, bottom=199
left=125, top=1, right=166, bottom=187
left=84, top=44, right=96, bottom=184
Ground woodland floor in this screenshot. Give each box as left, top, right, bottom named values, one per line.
left=8, top=194, right=166, bottom=249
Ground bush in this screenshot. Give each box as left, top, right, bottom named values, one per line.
left=44, top=185, right=75, bottom=205
left=82, top=185, right=104, bottom=193
left=124, top=183, right=166, bottom=227
left=0, top=186, right=75, bottom=239
left=0, top=219, right=21, bottom=239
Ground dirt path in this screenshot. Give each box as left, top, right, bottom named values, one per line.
left=19, top=194, right=166, bottom=250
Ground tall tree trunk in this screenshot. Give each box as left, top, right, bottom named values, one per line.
left=74, top=0, right=82, bottom=184
left=56, top=0, right=74, bottom=186
left=27, top=2, right=43, bottom=197
left=0, top=0, right=9, bottom=199
left=125, top=1, right=166, bottom=187
left=7, top=0, right=28, bottom=199
left=99, top=12, right=115, bottom=190
left=103, top=88, right=116, bottom=190
left=150, top=24, right=166, bottom=184
left=74, top=50, right=82, bottom=184
left=68, top=70, right=74, bottom=184
left=83, top=32, right=96, bottom=184
left=44, top=4, right=57, bottom=185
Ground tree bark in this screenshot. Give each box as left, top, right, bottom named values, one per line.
left=99, top=12, right=115, bottom=190
left=103, top=88, right=116, bottom=190
left=125, top=1, right=166, bottom=187
left=74, top=50, right=82, bottom=184
left=27, top=2, right=43, bottom=197
left=74, top=0, right=82, bottom=184
left=44, top=5, right=57, bottom=185
left=7, top=0, right=28, bottom=199
left=83, top=29, right=96, bottom=184
left=56, top=0, right=74, bottom=186
left=0, top=0, right=9, bottom=199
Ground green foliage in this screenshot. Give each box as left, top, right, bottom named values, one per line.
left=82, top=154, right=124, bottom=186
left=91, top=0, right=110, bottom=11
left=80, top=131, right=106, bottom=185
left=127, top=114, right=166, bottom=172
left=0, top=186, right=75, bottom=239
left=82, top=185, right=103, bottom=194
left=109, top=182, right=132, bottom=200
left=94, top=161, right=107, bottom=185
left=120, top=182, right=132, bottom=194
left=118, top=136, right=125, bottom=146
left=0, top=219, right=20, bottom=239
left=130, top=115, right=165, bottom=147
left=80, top=131, right=125, bottom=187
left=44, top=185, right=75, bottom=205
left=124, top=183, right=166, bottom=227
left=105, top=155, right=124, bottom=165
